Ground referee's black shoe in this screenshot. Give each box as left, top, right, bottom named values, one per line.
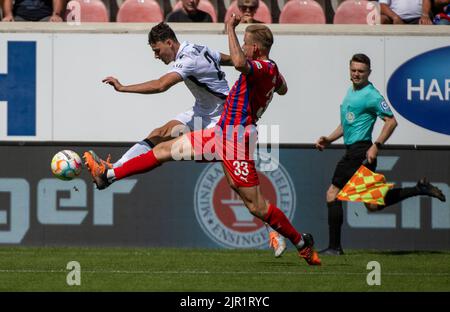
left=319, top=247, right=344, bottom=256
left=416, top=178, right=446, bottom=202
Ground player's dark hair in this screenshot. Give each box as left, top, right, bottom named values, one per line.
left=246, top=25, right=274, bottom=52
left=148, top=22, right=178, bottom=45
left=350, top=54, right=371, bottom=69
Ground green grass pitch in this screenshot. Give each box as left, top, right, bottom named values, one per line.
left=0, top=247, right=449, bottom=291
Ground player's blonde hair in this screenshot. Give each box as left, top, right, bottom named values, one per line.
left=245, top=25, right=274, bottom=52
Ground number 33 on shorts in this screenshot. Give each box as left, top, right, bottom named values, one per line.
left=233, top=161, right=249, bottom=176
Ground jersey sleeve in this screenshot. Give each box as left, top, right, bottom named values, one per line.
left=369, top=94, right=394, bottom=119
left=211, top=49, right=221, bottom=64
left=167, top=54, right=196, bottom=80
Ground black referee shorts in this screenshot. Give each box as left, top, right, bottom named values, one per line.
left=332, top=140, right=377, bottom=189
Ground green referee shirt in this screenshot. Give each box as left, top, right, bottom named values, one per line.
left=340, top=83, right=394, bottom=145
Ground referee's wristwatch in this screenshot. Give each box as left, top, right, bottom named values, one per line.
left=374, top=141, right=383, bottom=149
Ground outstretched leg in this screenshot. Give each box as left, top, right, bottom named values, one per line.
left=113, top=120, right=188, bottom=168
left=365, top=178, right=446, bottom=211
left=228, top=184, right=286, bottom=258
left=84, top=133, right=194, bottom=189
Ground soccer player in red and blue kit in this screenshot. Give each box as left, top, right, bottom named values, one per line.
left=84, top=14, right=321, bottom=266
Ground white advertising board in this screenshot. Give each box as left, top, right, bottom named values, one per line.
left=0, top=26, right=449, bottom=145
left=0, top=34, right=53, bottom=141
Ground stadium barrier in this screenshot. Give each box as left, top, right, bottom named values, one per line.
left=0, top=143, right=449, bottom=249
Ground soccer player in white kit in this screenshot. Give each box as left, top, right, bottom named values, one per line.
left=103, top=22, right=229, bottom=167
left=101, top=22, right=286, bottom=257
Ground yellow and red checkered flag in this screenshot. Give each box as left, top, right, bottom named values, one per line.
left=337, top=165, right=394, bottom=205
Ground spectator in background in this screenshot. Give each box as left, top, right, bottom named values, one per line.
left=166, top=0, right=213, bottom=22
left=433, top=0, right=450, bottom=24
left=380, top=0, right=433, bottom=24
left=433, top=0, right=450, bottom=11
left=1, top=0, right=64, bottom=21
left=238, top=0, right=262, bottom=23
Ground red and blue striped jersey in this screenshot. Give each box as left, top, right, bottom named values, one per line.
left=218, top=59, right=283, bottom=129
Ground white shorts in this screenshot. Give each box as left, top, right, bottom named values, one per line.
left=174, top=109, right=221, bottom=131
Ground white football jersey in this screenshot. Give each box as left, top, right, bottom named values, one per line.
left=168, top=41, right=229, bottom=118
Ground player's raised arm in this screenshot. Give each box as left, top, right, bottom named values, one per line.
left=226, top=14, right=251, bottom=75
left=102, top=72, right=183, bottom=94
left=219, top=53, right=234, bottom=66
left=276, top=73, right=288, bottom=95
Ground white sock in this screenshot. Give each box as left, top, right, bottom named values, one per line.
left=296, top=236, right=305, bottom=249
left=113, top=140, right=152, bottom=168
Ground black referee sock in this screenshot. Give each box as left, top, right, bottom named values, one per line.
left=380, top=187, right=420, bottom=209
left=327, top=201, right=343, bottom=250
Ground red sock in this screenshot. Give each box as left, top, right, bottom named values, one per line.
left=114, top=150, right=161, bottom=180
left=264, top=203, right=302, bottom=245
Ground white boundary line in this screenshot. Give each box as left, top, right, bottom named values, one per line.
left=0, top=269, right=449, bottom=276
